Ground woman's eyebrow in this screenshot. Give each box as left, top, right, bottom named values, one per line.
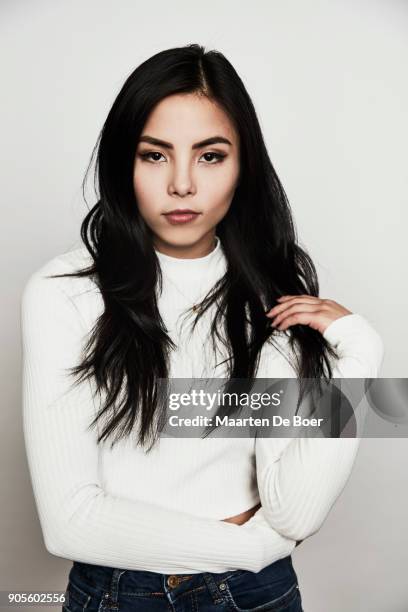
left=138, top=135, right=232, bottom=149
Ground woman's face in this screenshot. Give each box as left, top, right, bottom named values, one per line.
left=133, top=92, right=240, bottom=258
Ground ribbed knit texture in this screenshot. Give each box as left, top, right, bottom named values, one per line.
left=21, top=236, right=385, bottom=573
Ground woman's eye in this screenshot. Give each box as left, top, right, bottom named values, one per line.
left=200, top=152, right=226, bottom=164
left=140, top=152, right=165, bottom=162
left=139, top=151, right=226, bottom=164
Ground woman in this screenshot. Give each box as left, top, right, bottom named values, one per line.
left=21, top=44, right=384, bottom=611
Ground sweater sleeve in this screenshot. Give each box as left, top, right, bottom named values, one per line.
left=21, top=268, right=296, bottom=574
left=255, top=312, right=385, bottom=542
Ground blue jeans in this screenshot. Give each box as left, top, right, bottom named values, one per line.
left=63, top=555, right=303, bottom=611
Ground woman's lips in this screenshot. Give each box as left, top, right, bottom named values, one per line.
left=163, top=212, right=201, bottom=225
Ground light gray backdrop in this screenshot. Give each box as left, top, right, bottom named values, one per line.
left=1, top=0, right=407, bottom=610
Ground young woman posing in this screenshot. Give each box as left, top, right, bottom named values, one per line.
left=21, top=44, right=384, bottom=612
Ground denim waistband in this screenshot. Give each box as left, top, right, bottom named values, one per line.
left=71, top=560, right=243, bottom=599
left=70, top=554, right=295, bottom=601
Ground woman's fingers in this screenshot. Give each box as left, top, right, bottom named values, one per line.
left=266, top=297, right=323, bottom=319
left=269, top=303, right=323, bottom=329
left=265, top=295, right=352, bottom=334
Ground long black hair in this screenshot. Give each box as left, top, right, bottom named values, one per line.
left=50, top=43, right=339, bottom=451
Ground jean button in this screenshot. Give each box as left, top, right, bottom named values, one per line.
left=167, top=575, right=179, bottom=588
left=219, top=582, right=226, bottom=590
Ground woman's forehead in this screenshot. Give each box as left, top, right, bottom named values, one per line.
left=142, top=93, right=239, bottom=145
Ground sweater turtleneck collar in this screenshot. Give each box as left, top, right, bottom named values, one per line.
left=154, top=235, right=224, bottom=279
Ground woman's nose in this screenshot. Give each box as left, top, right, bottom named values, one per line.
left=168, top=162, right=196, bottom=196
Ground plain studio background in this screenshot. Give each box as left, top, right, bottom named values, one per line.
left=1, top=0, right=407, bottom=610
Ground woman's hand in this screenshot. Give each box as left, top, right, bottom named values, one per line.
left=265, top=295, right=352, bottom=335
left=221, top=502, right=261, bottom=525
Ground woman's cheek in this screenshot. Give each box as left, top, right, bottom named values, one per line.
left=134, top=175, right=162, bottom=212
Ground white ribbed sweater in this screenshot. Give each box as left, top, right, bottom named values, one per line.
left=21, top=236, right=385, bottom=574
